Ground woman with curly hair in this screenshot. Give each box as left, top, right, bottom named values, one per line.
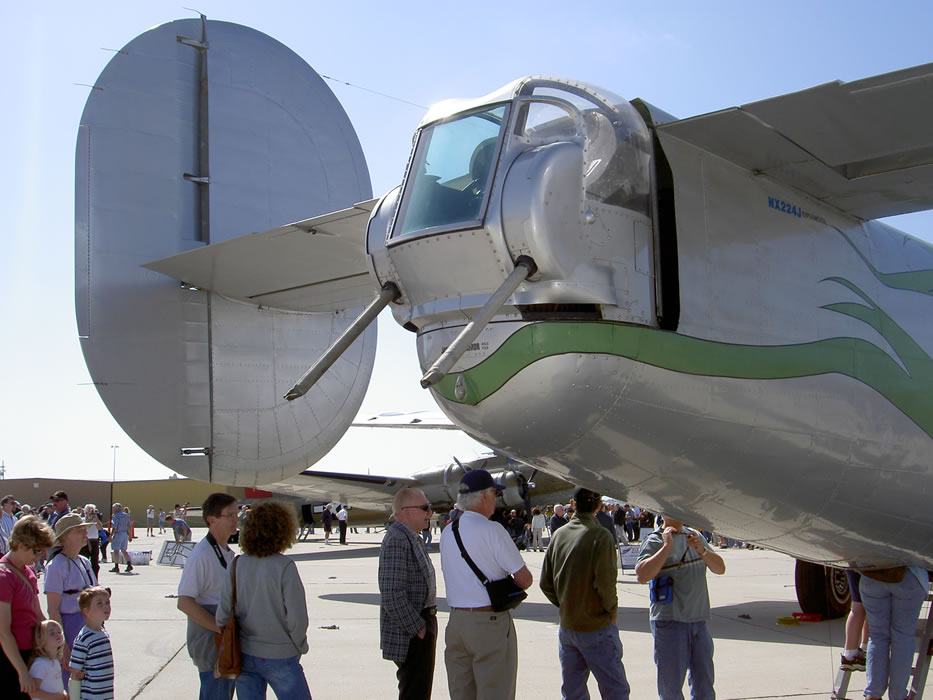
left=0, top=515, right=56, bottom=698
left=216, top=502, right=310, bottom=699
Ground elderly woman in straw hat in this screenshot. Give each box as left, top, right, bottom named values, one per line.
left=0, top=515, right=55, bottom=698
left=44, top=512, right=97, bottom=687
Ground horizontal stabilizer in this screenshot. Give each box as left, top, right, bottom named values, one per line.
left=142, top=199, right=379, bottom=312
left=659, top=63, right=933, bottom=220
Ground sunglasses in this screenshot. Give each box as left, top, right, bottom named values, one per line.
left=404, top=504, right=433, bottom=512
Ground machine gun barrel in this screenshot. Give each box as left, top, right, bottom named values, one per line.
left=285, top=282, right=400, bottom=400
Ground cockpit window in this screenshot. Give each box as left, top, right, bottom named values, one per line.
left=393, top=104, right=507, bottom=238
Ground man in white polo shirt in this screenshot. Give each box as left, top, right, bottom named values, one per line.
left=176, top=493, right=239, bottom=700
left=440, top=469, right=532, bottom=700
left=336, top=504, right=349, bottom=545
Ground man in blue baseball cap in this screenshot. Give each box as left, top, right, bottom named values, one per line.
left=440, top=470, right=532, bottom=700
left=457, top=469, right=504, bottom=495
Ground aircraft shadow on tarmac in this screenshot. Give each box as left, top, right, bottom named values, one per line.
left=288, top=544, right=384, bottom=562
left=708, top=600, right=845, bottom=645
left=318, top=592, right=561, bottom=624
left=318, top=593, right=843, bottom=646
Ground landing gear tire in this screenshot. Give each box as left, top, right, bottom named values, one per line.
left=795, top=560, right=851, bottom=619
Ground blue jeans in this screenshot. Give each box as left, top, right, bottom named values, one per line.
left=860, top=574, right=927, bottom=700
left=558, top=624, right=630, bottom=700
left=197, top=671, right=235, bottom=700
left=650, top=620, right=715, bottom=700
left=235, top=653, right=311, bottom=699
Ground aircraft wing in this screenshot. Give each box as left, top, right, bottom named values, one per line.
left=657, top=63, right=933, bottom=220
left=263, top=469, right=416, bottom=511
left=141, top=198, right=380, bottom=312
left=351, top=411, right=461, bottom=430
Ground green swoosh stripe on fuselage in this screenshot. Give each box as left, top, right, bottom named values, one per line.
left=432, top=321, right=933, bottom=438
left=837, top=228, right=933, bottom=297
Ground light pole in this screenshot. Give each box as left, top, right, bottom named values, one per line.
left=111, top=445, right=119, bottom=482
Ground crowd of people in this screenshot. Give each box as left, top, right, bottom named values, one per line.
left=378, top=472, right=930, bottom=700
left=0, top=508, right=115, bottom=698
left=1, top=481, right=928, bottom=699
left=377, top=471, right=728, bottom=700
left=0, top=495, right=200, bottom=575
left=0, top=491, right=229, bottom=698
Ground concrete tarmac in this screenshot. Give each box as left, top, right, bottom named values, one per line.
left=84, top=528, right=930, bottom=699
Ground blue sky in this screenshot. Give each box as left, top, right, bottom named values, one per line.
left=1, top=2, right=931, bottom=481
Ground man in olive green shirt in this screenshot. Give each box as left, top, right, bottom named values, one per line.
left=540, top=487, right=630, bottom=699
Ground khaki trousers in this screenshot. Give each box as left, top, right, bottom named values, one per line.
left=445, top=609, right=517, bottom=700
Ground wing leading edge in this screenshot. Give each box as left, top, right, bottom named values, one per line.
left=657, top=63, right=933, bottom=220
left=265, top=469, right=417, bottom=511
left=141, top=198, right=380, bottom=312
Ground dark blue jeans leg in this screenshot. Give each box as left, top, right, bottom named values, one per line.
left=558, top=626, right=591, bottom=700
left=559, top=624, right=630, bottom=700
left=198, top=670, right=235, bottom=700
left=687, top=622, right=715, bottom=700
left=266, top=655, right=311, bottom=699
left=651, top=619, right=689, bottom=700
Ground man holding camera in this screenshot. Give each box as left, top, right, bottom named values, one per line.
left=439, top=469, right=532, bottom=700
left=541, top=487, right=630, bottom=699
left=636, top=515, right=725, bottom=700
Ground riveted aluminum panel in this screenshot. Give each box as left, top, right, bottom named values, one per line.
left=433, top=348, right=933, bottom=567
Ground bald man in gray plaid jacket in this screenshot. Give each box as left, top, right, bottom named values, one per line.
left=379, top=488, right=437, bottom=700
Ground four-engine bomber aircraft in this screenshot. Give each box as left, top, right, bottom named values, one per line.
left=79, top=19, right=932, bottom=616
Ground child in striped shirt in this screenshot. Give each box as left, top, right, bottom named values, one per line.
left=68, top=586, right=113, bottom=699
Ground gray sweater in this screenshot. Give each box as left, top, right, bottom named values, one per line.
left=216, top=553, right=309, bottom=658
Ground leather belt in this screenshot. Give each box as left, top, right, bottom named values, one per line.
left=450, top=605, right=494, bottom=612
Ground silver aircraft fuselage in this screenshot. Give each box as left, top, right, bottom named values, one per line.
left=76, top=29, right=931, bottom=574
left=365, top=76, right=933, bottom=569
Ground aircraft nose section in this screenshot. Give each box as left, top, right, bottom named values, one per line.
left=366, top=77, right=658, bottom=345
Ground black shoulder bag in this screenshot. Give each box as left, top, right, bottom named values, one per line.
left=451, top=519, right=526, bottom=612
